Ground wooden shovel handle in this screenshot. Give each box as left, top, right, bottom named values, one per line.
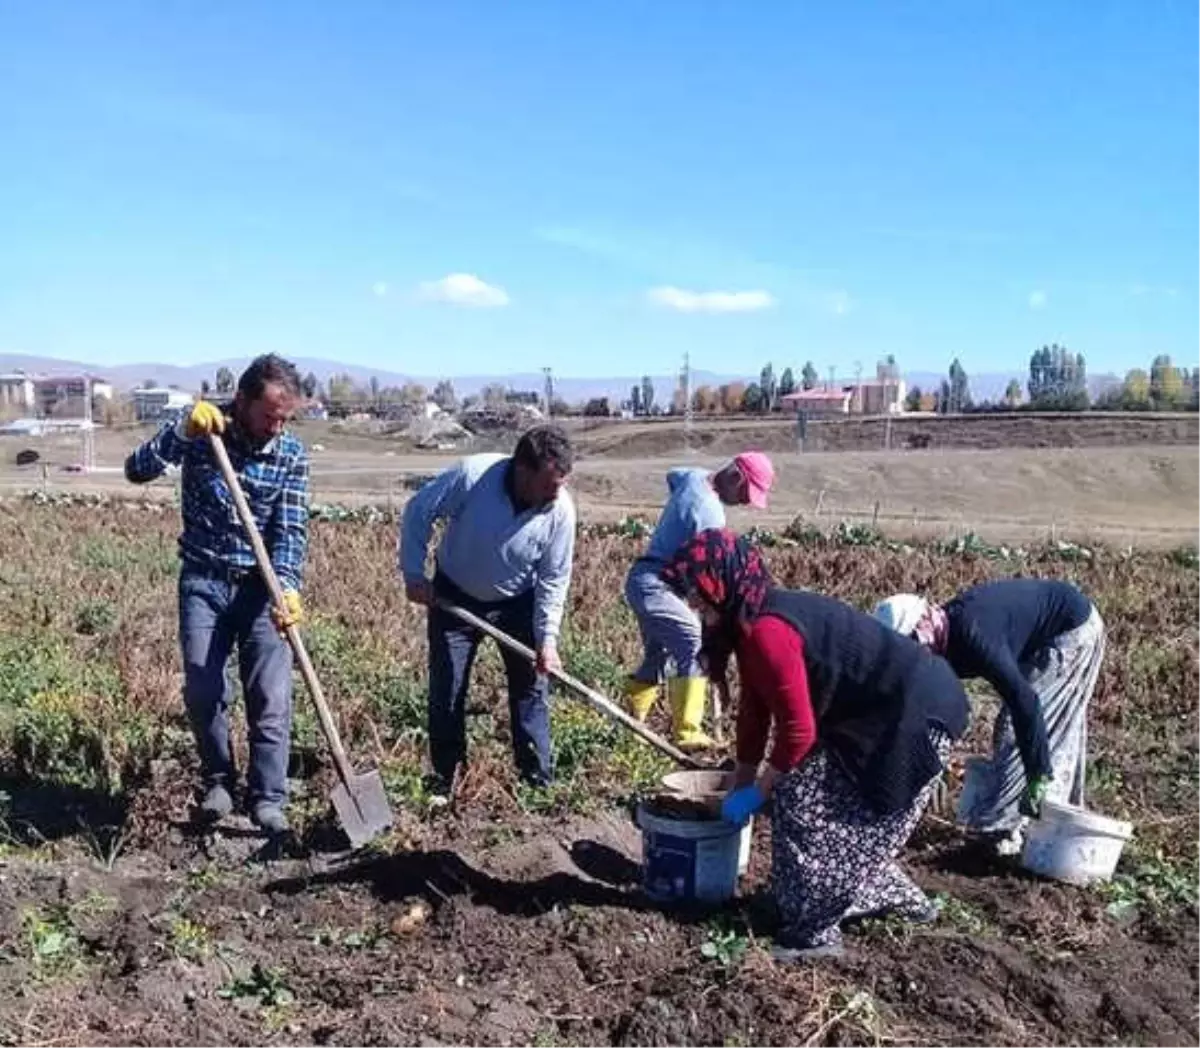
left=207, top=433, right=355, bottom=785
left=436, top=600, right=703, bottom=770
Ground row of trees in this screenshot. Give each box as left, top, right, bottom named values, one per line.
left=198, top=346, right=1197, bottom=420
left=659, top=359, right=869, bottom=416
left=1096, top=355, right=1198, bottom=412
left=904, top=347, right=1198, bottom=415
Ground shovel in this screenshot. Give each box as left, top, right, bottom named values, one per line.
left=437, top=600, right=704, bottom=770
left=209, top=433, right=393, bottom=848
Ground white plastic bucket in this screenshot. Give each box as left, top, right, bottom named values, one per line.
left=1020, top=799, right=1134, bottom=886
left=658, top=770, right=752, bottom=874
left=636, top=803, right=749, bottom=904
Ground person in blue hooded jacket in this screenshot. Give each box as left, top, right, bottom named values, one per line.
left=621, top=453, right=775, bottom=749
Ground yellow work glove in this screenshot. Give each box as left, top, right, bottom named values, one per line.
left=185, top=400, right=227, bottom=439
left=271, top=589, right=303, bottom=633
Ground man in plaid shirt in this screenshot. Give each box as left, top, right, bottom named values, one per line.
left=125, top=354, right=310, bottom=834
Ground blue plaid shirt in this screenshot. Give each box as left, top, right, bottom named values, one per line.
left=125, top=416, right=310, bottom=591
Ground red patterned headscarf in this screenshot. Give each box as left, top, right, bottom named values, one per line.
left=660, top=528, right=772, bottom=627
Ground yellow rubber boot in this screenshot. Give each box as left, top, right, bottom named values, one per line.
left=624, top=677, right=659, bottom=723
left=669, top=677, right=715, bottom=751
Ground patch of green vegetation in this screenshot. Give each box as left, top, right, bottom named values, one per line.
left=1168, top=545, right=1198, bottom=570
left=380, top=759, right=434, bottom=812
left=853, top=912, right=917, bottom=944
left=700, top=917, right=751, bottom=968
left=309, top=923, right=385, bottom=950
left=0, top=631, right=157, bottom=793
left=304, top=618, right=426, bottom=739
left=22, top=904, right=84, bottom=978
left=217, top=963, right=295, bottom=1007
left=1085, top=757, right=1127, bottom=811
left=1100, top=848, right=1198, bottom=921
left=8, top=686, right=157, bottom=794
left=557, top=637, right=628, bottom=697
left=823, top=988, right=885, bottom=1047
left=932, top=893, right=997, bottom=936
left=516, top=777, right=595, bottom=816
left=605, top=733, right=673, bottom=797
left=170, top=915, right=213, bottom=961
left=185, top=864, right=226, bottom=892
left=549, top=702, right=620, bottom=781
left=77, top=534, right=177, bottom=578
left=0, top=633, right=118, bottom=709
left=73, top=599, right=117, bottom=637
left=1124, top=639, right=1193, bottom=705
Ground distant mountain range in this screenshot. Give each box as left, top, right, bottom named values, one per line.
left=0, top=352, right=1120, bottom=406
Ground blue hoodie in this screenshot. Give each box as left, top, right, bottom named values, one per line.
left=640, top=467, right=726, bottom=565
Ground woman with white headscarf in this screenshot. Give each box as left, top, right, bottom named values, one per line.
left=874, top=579, right=1104, bottom=854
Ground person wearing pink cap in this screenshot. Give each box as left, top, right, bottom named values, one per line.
left=622, top=452, right=775, bottom=749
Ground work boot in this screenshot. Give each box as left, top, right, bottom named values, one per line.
left=250, top=801, right=289, bottom=835
left=669, top=677, right=715, bottom=751
left=198, top=784, right=233, bottom=824
left=623, top=677, right=659, bottom=723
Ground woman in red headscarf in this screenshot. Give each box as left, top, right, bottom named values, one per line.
left=661, top=528, right=970, bottom=960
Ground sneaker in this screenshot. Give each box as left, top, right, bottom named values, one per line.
left=198, top=784, right=233, bottom=823
left=250, top=802, right=289, bottom=835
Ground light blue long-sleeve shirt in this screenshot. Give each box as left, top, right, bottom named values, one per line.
left=640, top=468, right=726, bottom=565
left=399, top=453, right=577, bottom=644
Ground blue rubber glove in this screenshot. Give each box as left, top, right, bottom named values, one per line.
left=721, top=783, right=766, bottom=827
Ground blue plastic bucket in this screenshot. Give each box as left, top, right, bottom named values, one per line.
left=636, top=802, right=749, bottom=904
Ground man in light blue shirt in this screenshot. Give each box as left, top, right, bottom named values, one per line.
left=400, top=425, right=577, bottom=801
left=624, top=452, right=775, bottom=749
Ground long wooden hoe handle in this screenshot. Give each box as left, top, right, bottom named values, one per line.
left=437, top=600, right=704, bottom=770
left=208, top=433, right=356, bottom=786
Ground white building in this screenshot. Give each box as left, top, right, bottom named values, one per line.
left=133, top=387, right=194, bottom=422
left=0, top=373, right=36, bottom=412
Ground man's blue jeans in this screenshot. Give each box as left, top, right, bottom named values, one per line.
left=178, top=570, right=294, bottom=806
left=428, top=574, right=553, bottom=788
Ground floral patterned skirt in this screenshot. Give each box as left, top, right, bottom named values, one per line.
left=770, top=729, right=951, bottom=949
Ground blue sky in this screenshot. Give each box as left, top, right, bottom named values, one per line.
left=1, top=1, right=1196, bottom=378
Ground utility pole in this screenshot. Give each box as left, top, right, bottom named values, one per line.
left=682, top=352, right=694, bottom=450
left=82, top=375, right=94, bottom=472
left=542, top=367, right=554, bottom=417
left=854, top=360, right=863, bottom=415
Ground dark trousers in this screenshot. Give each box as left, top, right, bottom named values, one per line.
left=428, top=574, right=552, bottom=787
left=178, top=571, right=294, bottom=806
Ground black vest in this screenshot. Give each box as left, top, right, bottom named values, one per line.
left=756, top=588, right=970, bottom=813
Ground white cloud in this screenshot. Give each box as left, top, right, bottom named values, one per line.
left=372, top=281, right=389, bottom=298
left=1028, top=290, right=1048, bottom=309
left=417, top=273, right=510, bottom=308
left=647, top=286, right=775, bottom=314
left=829, top=291, right=852, bottom=316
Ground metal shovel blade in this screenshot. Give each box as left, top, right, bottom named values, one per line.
left=330, top=769, right=393, bottom=849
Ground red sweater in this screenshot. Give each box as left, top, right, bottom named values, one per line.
left=735, top=614, right=816, bottom=772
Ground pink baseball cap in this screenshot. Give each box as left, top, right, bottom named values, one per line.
left=733, top=451, right=775, bottom=509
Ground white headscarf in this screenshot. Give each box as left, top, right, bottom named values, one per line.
left=872, top=594, right=930, bottom=637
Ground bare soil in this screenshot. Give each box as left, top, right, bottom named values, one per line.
left=2, top=777, right=1196, bottom=1048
